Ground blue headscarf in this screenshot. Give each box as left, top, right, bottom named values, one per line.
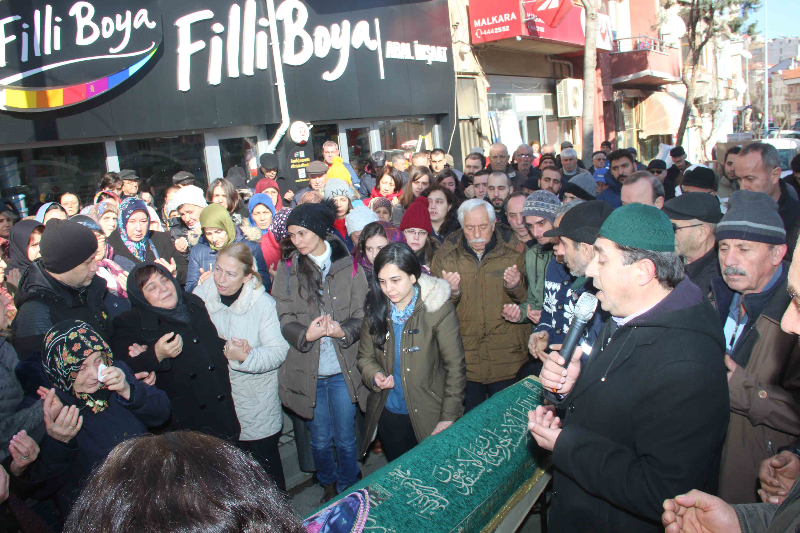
left=118, top=197, right=150, bottom=261
left=248, top=193, right=276, bottom=236
left=35, top=202, right=67, bottom=223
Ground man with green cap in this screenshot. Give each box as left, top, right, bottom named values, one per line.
left=529, top=203, right=730, bottom=532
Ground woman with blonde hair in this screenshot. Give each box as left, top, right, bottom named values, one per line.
left=194, top=242, right=290, bottom=490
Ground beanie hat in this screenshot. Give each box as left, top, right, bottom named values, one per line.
left=172, top=185, right=208, bottom=210
left=285, top=202, right=335, bottom=240
left=40, top=219, right=98, bottom=274
left=716, top=190, right=786, bottom=245
left=598, top=203, right=674, bottom=252
left=522, top=190, right=560, bottom=223
left=225, top=166, right=247, bottom=189
left=681, top=165, right=717, bottom=191
left=563, top=173, right=597, bottom=200
left=399, top=196, right=433, bottom=234
left=670, top=146, right=686, bottom=158
left=326, top=156, right=353, bottom=186
left=323, top=178, right=354, bottom=201
left=345, top=205, right=379, bottom=235
left=259, top=153, right=279, bottom=170
left=369, top=197, right=392, bottom=213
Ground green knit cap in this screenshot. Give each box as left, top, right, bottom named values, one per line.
left=597, top=203, right=674, bottom=252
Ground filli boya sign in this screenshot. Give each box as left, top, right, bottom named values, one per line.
left=0, top=0, right=449, bottom=112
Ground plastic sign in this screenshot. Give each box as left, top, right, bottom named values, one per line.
left=289, top=121, right=310, bottom=145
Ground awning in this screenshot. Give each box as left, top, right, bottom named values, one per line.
left=639, top=91, right=697, bottom=139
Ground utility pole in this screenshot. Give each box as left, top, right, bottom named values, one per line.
left=580, top=0, right=597, bottom=163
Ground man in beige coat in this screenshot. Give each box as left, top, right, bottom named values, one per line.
left=430, top=199, right=528, bottom=412
left=709, top=190, right=800, bottom=503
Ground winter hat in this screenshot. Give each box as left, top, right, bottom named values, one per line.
left=248, top=193, right=276, bottom=235
left=598, top=203, right=674, bottom=252
left=40, top=219, right=98, bottom=274
left=670, top=146, right=686, bottom=158
left=522, top=190, right=560, bottom=223
left=172, top=171, right=195, bottom=186
left=369, top=197, right=392, bottom=213
left=259, top=153, right=279, bottom=170
left=681, top=165, right=717, bottom=191
left=70, top=214, right=102, bottom=234
left=345, top=205, right=379, bottom=235
left=544, top=200, right=614, bottom=244
left=563, top=173, right=597, bottom=200
left=323, top=178, right=354, bottom=201
left=172, top=185, right=208, bottom=210
left=716, top=190, right=786, bottom=245
left=647, top=159, right=667, bottom=171
left=199, top=204, right=236, bottom=250
left=326, top=156, right=353, bottom=186
left=286, top=202, right=335, bottom=240
left=399, top=196, right=433, bottom=234
left=226, top=166, right=248, bottom=189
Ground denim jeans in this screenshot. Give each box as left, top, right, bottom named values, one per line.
left=307, top=373, right=360, bottom=492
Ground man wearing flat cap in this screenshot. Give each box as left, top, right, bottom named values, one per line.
left=709, top=190, right=800, bottom=504
left=531, top=203, right=730, bottom=532
left=291, top=160, right=329, bottom=207
left=119, top=169, right=140, bottom=200
left=172, top=170, right=195, bottom=188
left=248, top=153, right=291, bottom=204
left=664, top=192, right=723, bottom=297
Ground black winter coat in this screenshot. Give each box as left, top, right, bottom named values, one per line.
left=108, top=230, right=189, bottom=285
left=544, top=278, right=730, bottom=532
left=111, top=288, right=240, bottom=442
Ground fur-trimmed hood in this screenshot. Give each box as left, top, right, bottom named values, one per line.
left=417, top=274, right=451, bottom=314
left=239, top=219, right=264, bottom=243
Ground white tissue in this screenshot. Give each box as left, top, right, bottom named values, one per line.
left=97, top=363, right=108, bottom=382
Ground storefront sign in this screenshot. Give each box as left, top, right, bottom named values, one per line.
left=0, top=0, right=455, bottom=146
left=469, top=0, right=613, bottom=51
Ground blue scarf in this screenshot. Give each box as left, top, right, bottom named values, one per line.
left=390, top=286, right=419, bottom=325
left=118, top=197, right=150, bottom=262
left=248, top=193, right=276, bottom=236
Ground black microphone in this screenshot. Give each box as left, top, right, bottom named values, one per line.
left=559, top=292, right=599, bottom=369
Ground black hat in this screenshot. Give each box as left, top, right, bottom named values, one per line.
left=681, top=166, right=717, bottom=191
left=225, top=166, right=247, bottom=189
left=543, top=200, right=614, bottom=244
left=662, top=192, right=723, bottom=223
left=371, top=151, right=386, bottom=167
left=172, top=171, right=195, bottom=185
left=670, top=146, right=686, bottom=158
left=522, top=176, right=539, bottom=190
left=119, top=169, right=138, bottom=181
left=285, top=201, right=335, bottom=240
left=647, top=159, right=667, bottom=171
left=40, top=219, right=98, bottom=274
left=259, top=153, right=279, bottom=170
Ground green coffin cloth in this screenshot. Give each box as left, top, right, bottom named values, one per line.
left=306, top=377, right=549, bottom=532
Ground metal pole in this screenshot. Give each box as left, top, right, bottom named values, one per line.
left=764, top=0, right=769, bottom=135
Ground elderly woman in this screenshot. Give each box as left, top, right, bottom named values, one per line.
left=111, top=262, right=242, bottom=442
left=194, top=242, right=290, bottom=490
left=242, top=193, right=281, bottom=272
left=255, top=177, right=284, bottom=211
left=34, top=319, right=170, bottom=514
left=87, top=200, right=120, bottom=237
left=185, top=204, right=269, bottom=293
left=107, top=198, right=188, bottom=285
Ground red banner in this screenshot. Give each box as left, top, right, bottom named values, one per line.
left=469, top=0, right=524, bottom=44
left=526, top=0, right=573, bottom=28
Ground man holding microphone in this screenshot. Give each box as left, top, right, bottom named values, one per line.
left=528, top=204, right=730, bottom=532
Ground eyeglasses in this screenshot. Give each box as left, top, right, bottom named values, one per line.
left=403, top=229, right=428, bottom=238
left=517, top=154, right=533, bottom=158
left=672, top=223, right=704, bottom=233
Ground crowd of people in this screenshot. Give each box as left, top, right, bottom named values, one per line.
left=0, top=138, right=799, bottom=533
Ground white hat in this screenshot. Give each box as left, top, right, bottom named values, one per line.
left=323, top=178, right=356, bottom=201
left=172, top=185, right=208, bottom=210
left=345, top=205, right=378, bottom=235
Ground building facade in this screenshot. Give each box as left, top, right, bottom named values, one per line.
left=0, top=0, right=458, bottom=215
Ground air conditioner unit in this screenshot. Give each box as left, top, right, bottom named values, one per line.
left=556, top=78, right=583, bottom=117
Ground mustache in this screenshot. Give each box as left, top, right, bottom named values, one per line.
left=724, top=266, right=747, bottom=276
left=469, top=238, right=488, bottom=245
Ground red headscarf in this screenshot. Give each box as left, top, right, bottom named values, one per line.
left=255, top=178, right=284, bottom=210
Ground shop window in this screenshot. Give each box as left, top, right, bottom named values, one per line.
left=116, top=135, right=207, bottom=201
left=219, top=136, right=258, bottom=178
left=378, top=118, right=428, bottom=160
left=0, top=143, right=106, bottom=216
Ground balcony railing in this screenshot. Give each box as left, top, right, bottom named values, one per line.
left=613, top=35, right=674, bottom=54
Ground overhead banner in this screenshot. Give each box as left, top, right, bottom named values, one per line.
left=469, top=0, right=613, bottom=51
left=0, top=0, right=454, bottom=144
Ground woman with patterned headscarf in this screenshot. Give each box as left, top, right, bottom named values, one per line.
left=34, top=319, right=170, bottom=514
left=107, top=197, right=189, bottom=285
left=86, top=200, right=120, bottom=238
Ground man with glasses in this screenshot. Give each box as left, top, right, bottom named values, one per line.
left=514, top=144, right=541, bottom=185
left=321, top=141, right=359, bottom=186
left=663, top=192, right=723, bottom=297
left=647, top=159, right=676, bottom=200
left=431, top=199, right=529, bottom=412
